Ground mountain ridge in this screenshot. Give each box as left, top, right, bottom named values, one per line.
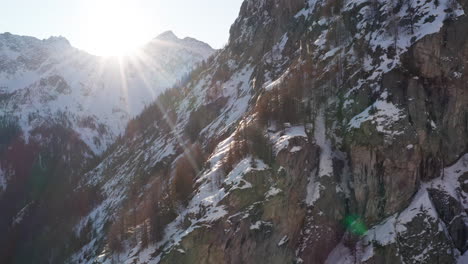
left=0, top=31, right=215, bottom=154
left=0, top=31, right=215, bottom=264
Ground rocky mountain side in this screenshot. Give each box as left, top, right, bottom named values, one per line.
left=57, top=0, right=468, bottom=263
left=59, top=0, right=468, bottom=263
left=2, top=0, right=468, bottom=263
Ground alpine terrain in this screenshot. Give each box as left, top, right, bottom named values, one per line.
left=1, top=0, right=468, bottom=263
left=0, top=31, right=214, bottom=263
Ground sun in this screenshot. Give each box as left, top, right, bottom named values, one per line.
left=81, top=0, right=150, bottom=56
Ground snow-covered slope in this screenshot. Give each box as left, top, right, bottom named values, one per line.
left=64, top=0, right=468, bottom=262
left=2, top=0, right=468, bottom=263
left=0, top=31, right=215, bottom=153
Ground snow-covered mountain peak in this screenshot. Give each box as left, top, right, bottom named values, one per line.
left=0, top=33, right=72, bottom=50
left=0, top=32, right=215, bottom=154
left=43, top=35, right=71, bottom=48
left=155, top=30, right=179, bottom=41
left=151, top=31, right=215, bottom=58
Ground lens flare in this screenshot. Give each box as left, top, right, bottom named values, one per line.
left=344, top=214, right=368, bottom=236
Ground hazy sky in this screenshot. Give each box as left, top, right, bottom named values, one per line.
left=0, top=0, right=244, bottom=55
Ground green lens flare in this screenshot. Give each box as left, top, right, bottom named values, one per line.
left=344, top=215, right=367, bottom=236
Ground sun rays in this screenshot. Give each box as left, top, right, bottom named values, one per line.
left=75, top=0, right=210, bottom=171
left=81, top=0, right=151, bottom=57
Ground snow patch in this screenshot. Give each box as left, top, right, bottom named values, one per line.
left=225, top=158, right=269, bottom=190
left=348, top=100, right=405, bottom=137
left=314, top=110, right=333, bottom=178
left=265, top=187, right=282, bottom=198
left=294, top=0, right=319, bottom=19
left=290, top=146, right=302, bottom=153
left=277, top=235, right=289, bottom=246
left=12, top=203, right=32, bottom=226
left=249, top=220, right=273, bottom=230
left=269, top=126, right=307, bottom=154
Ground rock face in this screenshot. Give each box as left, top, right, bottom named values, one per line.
left=62, top=0, right=468, bottom=263
left=2, top=0, right=468, bottom=263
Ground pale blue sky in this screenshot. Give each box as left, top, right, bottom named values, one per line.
left=0, top=0, right=244, bottom=55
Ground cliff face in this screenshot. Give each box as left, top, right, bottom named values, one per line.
left=56, top=0, right=468, bottom=263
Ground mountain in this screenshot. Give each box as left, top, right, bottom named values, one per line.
left=2, top=0, right=468, bottom=263
left=0, top=31, right=215, bottom=154
left=0, top=31, right=214, bottom=263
